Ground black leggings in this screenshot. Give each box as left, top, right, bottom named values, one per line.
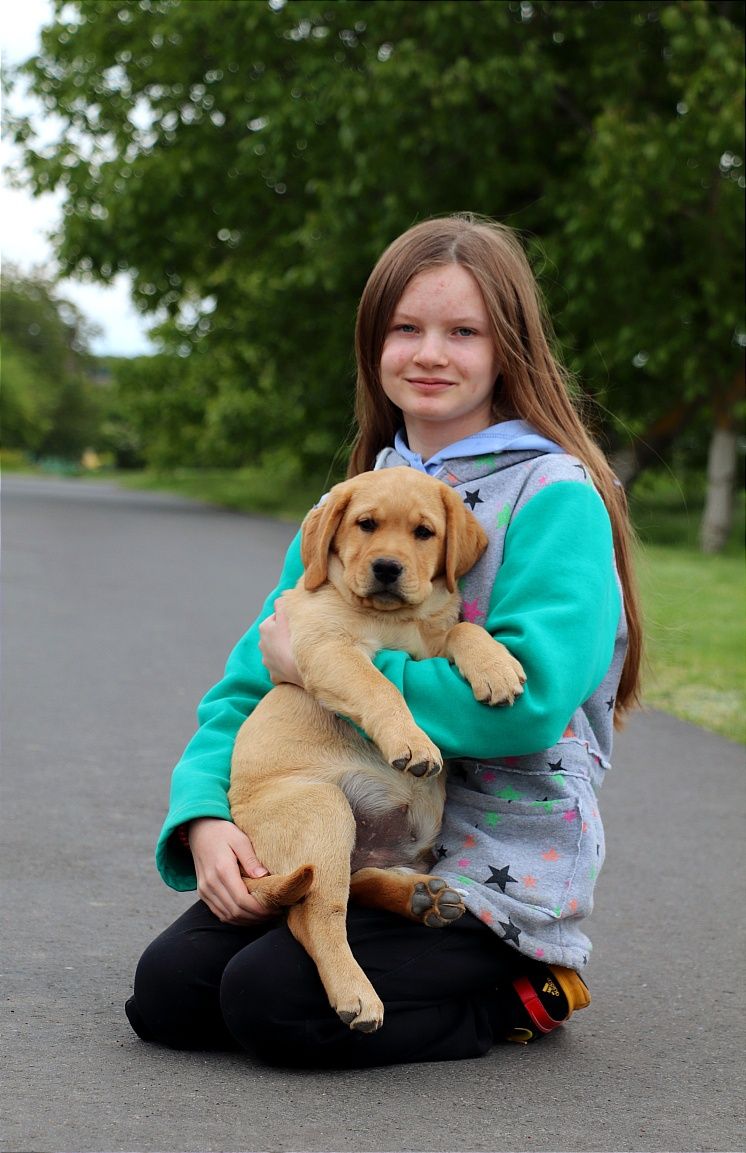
left=126, top=901, right=536, bottom=1067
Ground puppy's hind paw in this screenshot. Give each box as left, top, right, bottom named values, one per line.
left=411, top=877, right=465, bottom=927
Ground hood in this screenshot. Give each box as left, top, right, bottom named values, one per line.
left=374, top=420, right=564, bottom=484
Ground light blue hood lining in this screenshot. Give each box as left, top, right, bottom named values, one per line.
left=389, top=421, right=564, bottom=476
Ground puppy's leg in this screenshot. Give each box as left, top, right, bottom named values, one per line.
left=297, top=642, right=443, bottom=777
left=350, top=867, right=465, bottom=928
left=236, top=779, right=385, bottom=1033
left=442, top=622, right=527, bottom=706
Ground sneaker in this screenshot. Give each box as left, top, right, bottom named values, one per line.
left=504, top=965, right=590, bottom=1044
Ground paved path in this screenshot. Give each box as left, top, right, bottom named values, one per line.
left=2, top=475, right=744, bottom=1153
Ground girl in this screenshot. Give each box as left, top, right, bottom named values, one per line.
left=126, top=213, right=642, bottom=1066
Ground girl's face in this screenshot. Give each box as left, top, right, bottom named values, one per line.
left=380, top=264, right=501, bottom=458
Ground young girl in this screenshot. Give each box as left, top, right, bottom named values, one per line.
left=126, top=213, right=642, bottom=1066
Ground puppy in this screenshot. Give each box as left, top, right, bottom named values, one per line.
left=229, top=467, right=525, bottom=1032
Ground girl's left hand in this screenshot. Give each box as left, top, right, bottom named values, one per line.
left=258, top=598, right=304, bottom=687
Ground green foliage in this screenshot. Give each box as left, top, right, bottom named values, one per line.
left=7, top=0, right=745, bottom=471
left=0, top=268, right=103, bottom=457
left=0, top=343, right=51, bottom=451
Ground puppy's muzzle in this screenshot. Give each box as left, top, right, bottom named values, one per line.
left=371, top=558, right=404, bottom=587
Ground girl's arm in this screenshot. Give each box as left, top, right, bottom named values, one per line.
left=372, top=481, right=622, bottom=759
left=156, top=530, right=305, bottom=890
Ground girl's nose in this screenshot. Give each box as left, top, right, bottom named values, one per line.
left=413, top=330, right=448, bottom=367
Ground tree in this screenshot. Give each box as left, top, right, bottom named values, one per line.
left=7, top=0, right=744, bottom=542
left=0, top=267, right=103, bottom=458
left=542, top=2, right=745, bottom=550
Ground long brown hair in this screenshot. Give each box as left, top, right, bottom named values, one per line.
left=349, top=213, right=642, bottom=718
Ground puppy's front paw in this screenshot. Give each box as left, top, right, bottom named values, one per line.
left=390, top=735, right=443, bottom=779
left=335, top=991, right=384, bottom=1033
left=466, top=653, right=526, bottom=707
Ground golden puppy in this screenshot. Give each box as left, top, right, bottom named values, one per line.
left=229, top=467, right=525, bottom=1032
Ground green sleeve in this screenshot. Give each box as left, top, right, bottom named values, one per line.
left=155, top=529, right=304, bottom=889
left=372, top=482, right=621, bottom=760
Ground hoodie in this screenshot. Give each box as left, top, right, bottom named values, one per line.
left=155, top=422, right=625, bottom=970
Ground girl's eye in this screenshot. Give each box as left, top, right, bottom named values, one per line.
left=394, top=324, right=417, bottom=334
left=358, top=518, right=377, bottom=533
left=455, top=327, right=477, bottom=337
left=414, top=525, right=435, bottom=541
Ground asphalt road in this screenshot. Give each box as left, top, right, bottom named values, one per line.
left=2, top=474, right=744, bottom=1153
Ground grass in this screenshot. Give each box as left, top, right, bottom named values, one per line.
left=636, top=543, right=745, bottom=742
left=115, top=463, right=334, bottom=522
left=5, top=451, right=744, bottom=743
left=628, top=472, right=745, bottom=743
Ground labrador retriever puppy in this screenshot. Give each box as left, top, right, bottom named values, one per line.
left=229, top=467, right=525, bottom=1033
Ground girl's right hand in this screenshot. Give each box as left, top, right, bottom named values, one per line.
left=187, top=817, right=273, bottom=925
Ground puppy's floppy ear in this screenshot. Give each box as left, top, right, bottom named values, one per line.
left=441, top=484, right=489, bottom=592
left=301, top=483, right=353, bottom=590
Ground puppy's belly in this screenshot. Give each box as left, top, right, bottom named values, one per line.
left=349, top=804, right=434, bottom=873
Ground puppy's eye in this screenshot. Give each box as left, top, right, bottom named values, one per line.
left=414, top=525, right=435, bottom=541
left=358, top=518, right=377, bottom=533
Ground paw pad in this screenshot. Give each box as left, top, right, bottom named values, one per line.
left=411, top=878, right=465, bottom=927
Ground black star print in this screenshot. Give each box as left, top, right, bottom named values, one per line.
left=606, top=696, right=615, bottom=712
left=498, top=917, right=522, bottom=945
left=484, top=865, right=517, bottom=893
left=547, top=758, right=563, bottom=771
left=463, top=490, right=483, bottom=509
left=436, top=845, right=448, bottom=860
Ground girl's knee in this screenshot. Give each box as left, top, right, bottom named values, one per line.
left=129, top=931, right=234, bottom=1050
left=129, top=935, right=191, bottom=1046
left=218, top=929, right=329, bottom=1060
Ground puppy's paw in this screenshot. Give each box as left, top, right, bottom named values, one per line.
left=391, top=735, right=443, bottom=779
left=335, top=992, right=384, bottom=1033
left=464, top=653, right=526, bottom=707
left=411, top=877, right=465, bottom=927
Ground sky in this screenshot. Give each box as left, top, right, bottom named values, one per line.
left=1, top=0, right=156, bottom=356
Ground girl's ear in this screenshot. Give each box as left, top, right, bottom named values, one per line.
left=301, top=484, right=353, bottom=590
left=441, top=485, right=489, bottom=592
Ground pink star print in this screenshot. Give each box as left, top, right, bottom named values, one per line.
left=461, top=599, right=484, bottom=623
left=562, top=809, right=578, bottom=822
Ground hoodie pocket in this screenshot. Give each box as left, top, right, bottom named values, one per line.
left=441, top=777, right=604, bottom=921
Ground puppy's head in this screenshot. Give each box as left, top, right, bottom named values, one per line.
left=301, top=468, right=487, bottom=609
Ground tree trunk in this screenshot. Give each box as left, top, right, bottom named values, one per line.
left=609, top=397, right=700, bottom=489
left=699, top=369, right=744, bottom=554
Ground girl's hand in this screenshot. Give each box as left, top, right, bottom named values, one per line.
left=187, top=817, right=273, bottom=924
left=258, top=598, right=304, bottom=687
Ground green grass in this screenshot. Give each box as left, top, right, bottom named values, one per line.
left=628, top=474, right=745, bottom=743
left=115, top=464, right=332, bottom=522
left=636, top=543, right=745, bottom=742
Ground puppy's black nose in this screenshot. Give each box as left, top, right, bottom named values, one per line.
left=372, top=558, right=403, bottom=586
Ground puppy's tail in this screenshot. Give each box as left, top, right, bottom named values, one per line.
left=243, top=864, right=314, bottom=912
